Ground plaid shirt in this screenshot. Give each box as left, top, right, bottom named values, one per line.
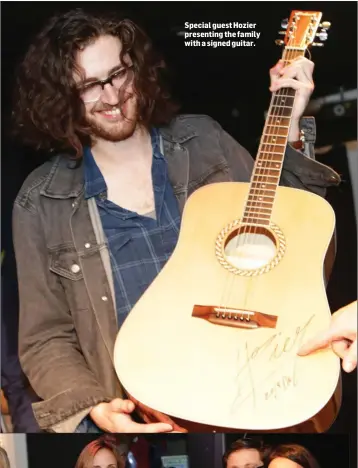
left=84, top=129, right=181, bottom=327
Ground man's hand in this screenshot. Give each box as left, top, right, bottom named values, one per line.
left=298, top=301, right=357, bottom=373
left=269, top=56, right=315, bottom=141
left=90, top=398, right=173, bottom=433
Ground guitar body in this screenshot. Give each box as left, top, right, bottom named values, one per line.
left=114, top=182, right=341, bottom=432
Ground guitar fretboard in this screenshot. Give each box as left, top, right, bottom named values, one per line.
left=242, top=48, right=305, bottom=226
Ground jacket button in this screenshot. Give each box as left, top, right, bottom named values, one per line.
left=85, top=243, right=91, bottom=248
left=101, top=296, right=108, bottom=301
left=71, top=264, right=81, bottom=273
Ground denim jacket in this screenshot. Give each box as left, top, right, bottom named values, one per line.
left=13, top=114, right=340, bottom=432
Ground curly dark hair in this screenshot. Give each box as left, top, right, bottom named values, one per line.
left=12, top=8, right=178, bottom=157
left=265, top=444, right=321, bottom=468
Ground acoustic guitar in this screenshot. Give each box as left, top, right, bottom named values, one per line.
left=114, top=11, right=341, bottom=433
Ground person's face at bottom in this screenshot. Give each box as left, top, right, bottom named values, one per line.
left=93, top=448, right=117, bottom=468
left=227, top=448, right=263, bottom=468
left=268, top=458, right=304, bottom=468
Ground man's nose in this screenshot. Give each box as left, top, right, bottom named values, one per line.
left=101, top=83, right=119, bottom=106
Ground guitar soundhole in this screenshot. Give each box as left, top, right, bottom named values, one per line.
left=224, top=226, right=277, bottom=270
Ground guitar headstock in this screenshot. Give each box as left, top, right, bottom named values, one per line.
left=275, top=11, right=331, bottom=50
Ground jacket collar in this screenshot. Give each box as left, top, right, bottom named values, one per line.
left=40, top=117, right=198, bottom=199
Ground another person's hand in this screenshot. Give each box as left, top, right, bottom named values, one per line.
left=90, top=398, right=173, bottom=433
left=298, top=301, right=357, bottom=373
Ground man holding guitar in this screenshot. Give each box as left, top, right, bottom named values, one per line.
left=12, top=9, right=340, bottom=432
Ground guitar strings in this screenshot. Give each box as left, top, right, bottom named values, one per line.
left=253, top=48, right=300, bottom=237
left=243, top=42, right=298, bottom=240
left=236, top=36, right=300, bottom=249
left=218, top=33, right=302, bottom=321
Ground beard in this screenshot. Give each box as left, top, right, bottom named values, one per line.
left=86, top=96, right=138, bottom=143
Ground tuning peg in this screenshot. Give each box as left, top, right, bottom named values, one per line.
left=316, top=30, right=328, bottom=41
left=320, top=21, right=331, bottom=29
left=312, top=42, right=324, bottom=47
left=278, top=31, right=286, bottom=35
left=281, top=18, right=288, bottom=29
left=275, top=39, right=284, bottom=46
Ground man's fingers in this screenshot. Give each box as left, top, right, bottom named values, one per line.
left=279, top=57, right=314, bottom=78
left=331, top=339, right=350, bottom=359
left=269, top=57, right=314, bottom=90
left=128, top=421, right=173, bottom=433
left=298, top=332, right=332, bottom=355
left=110, top=398, right=135, bottom=414
left=280, top=63, right=313, bottom=84
left=270, top=78, right=313, bottom=92
left=342, top=339, right=357, bottom=373
left=269, top=60, right=284, bottom=88
left=269, top=60, right=285, bottom=80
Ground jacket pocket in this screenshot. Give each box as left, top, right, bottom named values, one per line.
left=49, top=244, right=89, bottom=311
left=49, top=245, right=84, bottom=281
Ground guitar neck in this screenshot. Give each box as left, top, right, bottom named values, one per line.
left=242, top=47, right=306, bottom=226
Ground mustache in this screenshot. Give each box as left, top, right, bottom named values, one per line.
left=95, top=93, right=133, bottom=113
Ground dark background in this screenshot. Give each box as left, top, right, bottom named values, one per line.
left=25, top=433, right=350, bottom=468
left=2, top=2, right=357, bottom=305
left=1, top=0, right=357, bottom=459
left=2, top=1, right=357, bottom=152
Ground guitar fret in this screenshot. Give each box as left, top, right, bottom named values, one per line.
left=273, top=96, right=295, bottom=103
left=256, top=156, right=282, bottom=162
left=249, top=188, right=277, bottom=193
left=246, top=206, right=272, bottom=212
left=259, top=158, right=282, bottom=163
left=251, top=181, right=277, bottom=186
left=264, top=133, right=288, bottom=137
left=270, top=105, right=293, bottom=109
left=261, top=142, right=286, bottom=146
left=247, top=200, right=273, bottom=206
left=255, top=167, right=281, bottom=171
left=244, top=213, right=270, bottom=219
left=242, top=220, right=270, bottom=226
left=254, top=170, right=281, bottom=174
left=265, top=125, right=290, bottom=128
left=248, top=202, right=273, bottom=210
left=242, top=216, right=271, bottom=223
left=256, top=167, right=282, bottom=172
left=259, top=151, right=284, bottom=156
left=264, top=129, right=289, bottom=136
left=253, top=174, right=279, bottom=178
left=257, top=158, right=283, bottom=161
left=248, top=194, right=275, bottom=200
left=265, top=125, right=289, bottom=129
left=275, top=92, right=296, bottom=96
left=253, top=175, right=279, bottom=179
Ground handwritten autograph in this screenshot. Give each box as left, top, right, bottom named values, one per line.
left=231, top=314, right=315, bottom=412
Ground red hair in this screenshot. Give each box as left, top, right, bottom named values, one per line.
left=74, top=435, right=125, bottom=468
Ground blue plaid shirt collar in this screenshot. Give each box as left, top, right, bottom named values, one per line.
left=83, top=128, right=162, bottom=200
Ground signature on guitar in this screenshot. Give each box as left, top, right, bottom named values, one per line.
left=231, top=314, right=315, bottom=413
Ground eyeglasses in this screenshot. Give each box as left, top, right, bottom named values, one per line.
left=79, top=66, right=132, bottom=104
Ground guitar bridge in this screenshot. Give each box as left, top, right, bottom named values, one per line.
left=192, top=305, right=277, bottom=329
